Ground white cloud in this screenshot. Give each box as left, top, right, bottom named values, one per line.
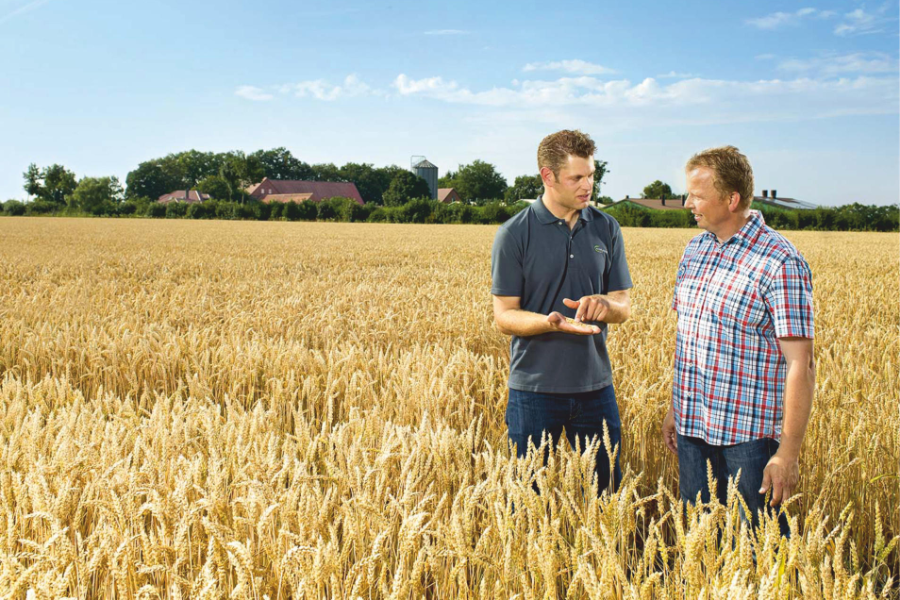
left=834, top=7, right=885, bottom=36
left=235, top=85, right=273, bottom=101
left=238, top=75, right=379, bottom=102
left=283, top=74, right=378, bottom=101
left=522, top=60, right=616, bottom=76
left=423, top=29, right=469, bottom=35
left=746, top=7, right=836, bottom=29
left=778, top=52, right=897, bottom=76
left=657, top=71, right=698, bottom=79
left=391, top=72, right=899, bottom=125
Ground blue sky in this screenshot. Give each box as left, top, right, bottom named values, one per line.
left=1, top=0, right=897, bottom=206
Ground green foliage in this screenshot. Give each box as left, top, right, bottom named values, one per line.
left=125, top=159, right=183, bottom=201
left=250, top=147, right=315, bottom=181
left=23, top=164, right=42, bottom=198
left=603, top=201, right=900, bottom=232
left=187, top=201, right=217, bottom=220
left=316, top=199, right=338, bottom=220
left=297, top=201, right=318, bottom=221
left=479, top=201, right=513, bottom=224
left=504, top=174, right=543, bottom=203
left=643, top=180, right=674, bottom=199
left=440, top=160, right=507, bottom=205
left=398, top=198, right=436, bottom=223
left=593, top=160, right=609, bottom=199
left=338, top=162, right=403, bottom=205
left=23, top=163, right=77, bottom=206
left=197, top=175, right=232, bottom=201
left=72, top=176, right=123, bottom=215
left=165, top=202, right=189, bottom=219
left=2, top=200, right=26, bottom=216
left=26, top=200, right=58, bottom=215
left=383, top=171, right=431, bottom=207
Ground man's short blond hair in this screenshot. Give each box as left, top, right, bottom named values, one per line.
left=686, top=146, right=754, bottom=209
left=537, top=130, right=596, bottom=178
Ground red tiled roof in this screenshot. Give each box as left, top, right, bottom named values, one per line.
left=250, top=178, right=364, bottom=205
left=437, top=188, right=460, bottom=203
left=158, top=190, right=210, bottom=204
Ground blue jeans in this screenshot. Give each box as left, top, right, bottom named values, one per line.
left=506, top=386, right=622, bottom=494
left=677, top=433, right=789, bottom=535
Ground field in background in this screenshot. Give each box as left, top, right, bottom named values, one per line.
left=0, top=218, right=896, bottom=598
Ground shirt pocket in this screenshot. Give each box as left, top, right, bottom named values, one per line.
left=709, top=270, right=766, bottom=331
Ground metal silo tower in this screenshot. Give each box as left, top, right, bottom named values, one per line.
left=411, top=156, right=438, bottom=200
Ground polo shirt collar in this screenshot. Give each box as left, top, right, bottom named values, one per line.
left=704, top=210, right=765, bottom=247
left=533, top=195, right=594, bottom=225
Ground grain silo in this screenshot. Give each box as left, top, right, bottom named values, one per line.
left=411, top=156, right=438, bottom=200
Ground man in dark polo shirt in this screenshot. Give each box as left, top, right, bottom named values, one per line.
left=491, top=129, right=632, bottom=493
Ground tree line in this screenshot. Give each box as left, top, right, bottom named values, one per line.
left=6, top=148, right=611, bottom=214
left=3, top=149, right=896, bottom=231
left=605, top=200, right=899, bottom=232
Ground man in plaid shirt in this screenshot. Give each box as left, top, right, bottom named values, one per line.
left=661, top=146, right=816, bottom=530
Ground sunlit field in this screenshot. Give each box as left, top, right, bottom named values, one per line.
left=0, top=217, right=896, bottom=598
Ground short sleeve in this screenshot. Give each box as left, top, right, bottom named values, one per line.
left=491, top=226, right=524, bottom=297
left=672, top=245, right=690, bottom=312
left=603, top=219, right=633, bottom=293
left=761, top=257, right=814, bottom=339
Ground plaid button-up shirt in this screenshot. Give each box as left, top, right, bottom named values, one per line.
left=672, top=211, right=814, bottom=445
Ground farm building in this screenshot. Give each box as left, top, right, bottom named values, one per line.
left=437, top=188, right=461, bottom=203
left=158, top=190, right=210, bottom=204
left=602, top=196, right=687, bottom=211
left=752, top=190, right=817, bottom=210
left=247, top=178, right=365, bottom=205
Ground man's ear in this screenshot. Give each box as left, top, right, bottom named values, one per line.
left=539, top=167, right=556, bottom=188
left=728, top=192, right=742, bottom=212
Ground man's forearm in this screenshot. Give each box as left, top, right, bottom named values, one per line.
left=777, top=358, right=815, bottom=459
left=495, top=309, right=553, bottom=337
left=588, top=293, right=631, bottom=324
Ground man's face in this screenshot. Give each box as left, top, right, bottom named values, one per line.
left=547, top=155, right=594, bottom=211
left=685, top=167, right=730, bottom=234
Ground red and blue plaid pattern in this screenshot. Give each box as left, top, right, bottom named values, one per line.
left=672, top=211, right=814, bottom=445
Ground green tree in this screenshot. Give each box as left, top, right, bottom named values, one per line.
left=24, top=164, right=77, bottom=206
left=72, top=176, right=123, bottom=214
left=339, top=162, right=399, bottom=205
left=176, top=150, right=222, bottom=190
left=23, top=164, right=42, bottom=198
left=594, top=160, right=609, bottom=199
left=197, top=175, right=232, bottom=201
left=218, top=152, right=264, bottom=202
left=504, top=174, right=543, bottom=203
left=125, top=159, right=184, bottom=200
left=3, top=200, right=26, bottom=216
left=250, top=147, right=314, bottom=180
left=643, top=180, right=673, bottom=199
left=312, top=163, right=343, bottom=182
left=446, top=160, right=508, bottom=204
left=382, top=171, right=431, bottom=207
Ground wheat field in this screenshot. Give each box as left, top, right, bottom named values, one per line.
left=0, top=217, right=896, bottom=599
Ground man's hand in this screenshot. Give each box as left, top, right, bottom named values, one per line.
left=564, top=296, right=610, bottom=323
left=760, top=452, right=800, bottom=506
left=662, top=407, right=678, bottom=454
left=547, top=311, right=601, bottom=335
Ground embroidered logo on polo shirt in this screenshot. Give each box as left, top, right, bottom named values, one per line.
left=593, top=245, right=607, bottom=254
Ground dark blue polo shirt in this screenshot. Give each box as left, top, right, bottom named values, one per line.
left=491, top=197, right=632, bottom=393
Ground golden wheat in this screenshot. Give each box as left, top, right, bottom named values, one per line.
left=0, top=217, right=896, bottom=598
